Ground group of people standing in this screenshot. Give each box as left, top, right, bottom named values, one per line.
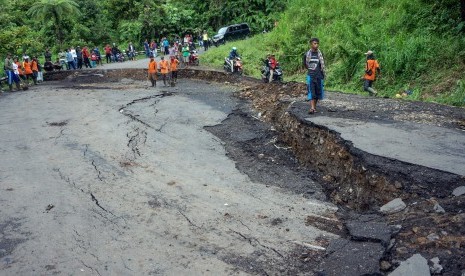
left=3, top=53, right=42, bottom=92
left=55, top=46, right=101, bottom=71
left=147, top=55, right=179, bottom=87
left=143, top=34, right=200, bottom=60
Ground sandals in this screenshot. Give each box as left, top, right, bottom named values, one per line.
left=308, top=109, right=316, bottom=114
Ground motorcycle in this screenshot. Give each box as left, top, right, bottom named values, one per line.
left=116, top=52, right=125, bottom=62
left=189, top=50, right=199, bottom=66
left=224, top=57, right=243, bottom=74
left=261, top=59, right=283, bottom=83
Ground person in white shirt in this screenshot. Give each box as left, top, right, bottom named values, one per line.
left=70, top=47, right=77, bottom=68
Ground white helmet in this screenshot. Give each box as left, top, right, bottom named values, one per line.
left=232, top=47, right=237, bottom=50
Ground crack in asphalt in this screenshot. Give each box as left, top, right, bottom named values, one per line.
left=121, top=256, right=133, bottom=272
left=91, top=160, right=104, bottom=181
left=79, top=260, right=101, bottom=276
left=54, top=168, right=118, bottom=221
left=178, top=210, right=201, bottom=229
left=230, top=229, right=284, bottom=258
left=237, top=219, right=251, bottom=231
left=119, top=92, right=173, bottom=129
left=54, top=168, right=85, bottom=193
left=90, top=192, right=113, bottom=215
left=156, top=121, right=168, bottom=132
left=126, top=127, right=147, bottom=160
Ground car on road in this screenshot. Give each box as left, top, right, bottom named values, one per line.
left=212, top=23, right=250, bottom=46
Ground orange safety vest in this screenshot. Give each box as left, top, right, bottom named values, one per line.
left=15, top=62, right=24, bottom=75
left=23, top=61, right=33, bottom=74
left=159, top=60, right=169, bottom=74
left=364, top=59, right=380, bottom=81
left=148, top=60, right=157, bottom=73
left=170, top=59, right=179, bottom=71
left=31, top=60, right=38, bottom=71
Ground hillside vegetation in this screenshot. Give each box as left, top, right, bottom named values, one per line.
left=202, top=0, right=465, bottom=106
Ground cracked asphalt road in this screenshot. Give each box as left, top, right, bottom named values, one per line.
left=0, top=75, right=336, bottom=275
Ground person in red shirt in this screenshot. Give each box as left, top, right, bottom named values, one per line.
left=104, top=44, right=112, bottom=63
left=268, top=54, right=277, bottom=83
left=82, top=46, right=91, bottom=68
left=90, top=51, right=98, bottom=68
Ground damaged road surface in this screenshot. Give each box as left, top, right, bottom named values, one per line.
left=0, top=76, right=338, bottom=275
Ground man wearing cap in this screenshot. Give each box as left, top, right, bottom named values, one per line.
left=303, top=37, right=326, bottom=114
left=363, top=50, right=381, bottom=96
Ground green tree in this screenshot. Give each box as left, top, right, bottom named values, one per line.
left=27, top=0, right=80, bottom=47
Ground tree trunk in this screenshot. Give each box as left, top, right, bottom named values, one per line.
left=52, top=10, right=63, bottom=49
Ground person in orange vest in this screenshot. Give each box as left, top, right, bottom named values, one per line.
left=148, top=56, right=157, bottom=87
left=169, top=56, right=179, bottom=84
left=14, top=57, right=26, bottom=82
left=23, top=57, right=34, bottom=86
left=31, top=56, right=39, bottom=85
left=159, top=56, right=170, bottom=86
left=363, top=50, right=381, bottom=96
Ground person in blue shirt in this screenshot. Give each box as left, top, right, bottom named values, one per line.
left=227, top=47, right=240, bottom=72
left=163, top=38, right=170, bottom=55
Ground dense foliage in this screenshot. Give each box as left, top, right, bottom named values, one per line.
left=202, top=0, right=465, bottom=106
left=0, top=0, right=285, bottom=55
left=1, top=0, right=464, bottom=105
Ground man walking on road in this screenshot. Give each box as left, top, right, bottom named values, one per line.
left=148, top=56, right=157, bottom=87
left=303, top=38, right=326, bottom=114
left=363, top=50, right=381, bottom=96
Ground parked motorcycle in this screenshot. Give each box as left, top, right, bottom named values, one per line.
left=224, top=57, right=243, bottom=74
left=261, top=59, right=283, bottom=83
left=189, top=50, right=199, bottom=66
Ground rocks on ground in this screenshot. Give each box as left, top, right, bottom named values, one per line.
left=389, top=254, right=430, bottom=276
left=429, top=257, right=443, bottom=274
left=318, top=238, right=385, bottom=276
left=380, top=198, right=407, bottom=214
left=452, top=186, right=465, bottom=197
left=346, top=214, right=391, bottom=246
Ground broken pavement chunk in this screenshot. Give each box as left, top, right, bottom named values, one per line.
left=346, top=219, right=391, bottom=246
left=452, top=186, right=465, bottom=197
left=389, top=254, right=430, bottom=276
left=319, top=238, right=384, bottom=276
left=380, top=198, right=406, bottom=214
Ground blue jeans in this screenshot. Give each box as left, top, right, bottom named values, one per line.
left=67, top=61, right=76, bottom=70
